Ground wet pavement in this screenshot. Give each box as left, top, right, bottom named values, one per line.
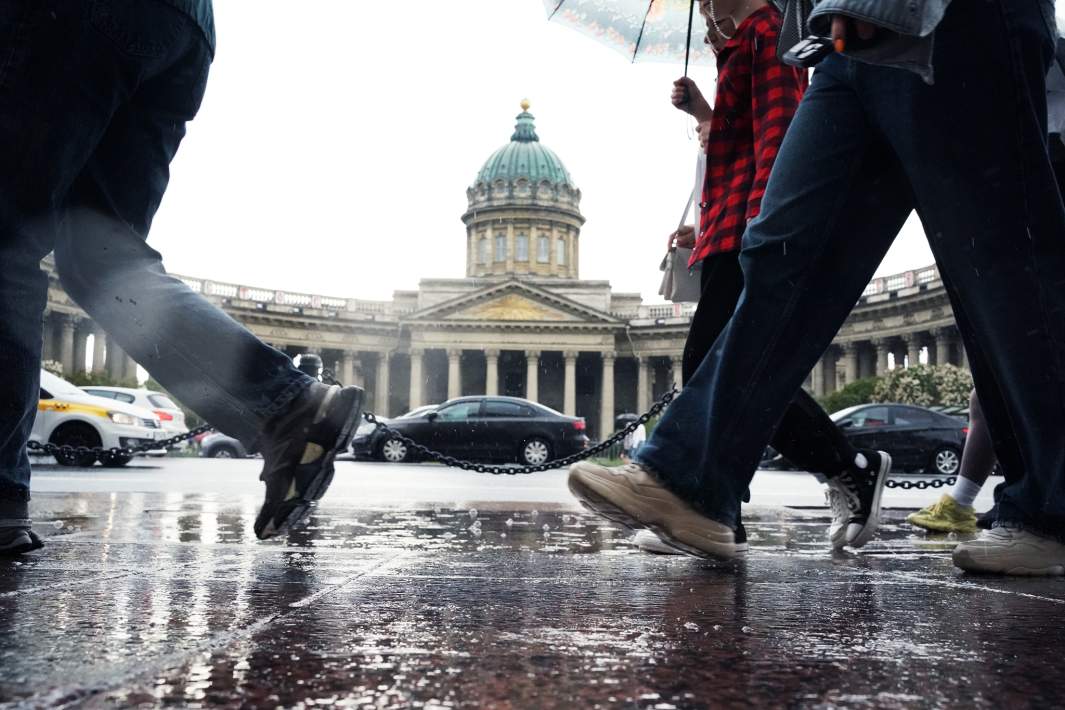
left=3, top=460, right=1063, bottom=709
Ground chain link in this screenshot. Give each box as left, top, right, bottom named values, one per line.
left=22, top=367, right=962, bottom=487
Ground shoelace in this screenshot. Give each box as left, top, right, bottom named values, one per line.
left=829, top=472, right=863, bottom=514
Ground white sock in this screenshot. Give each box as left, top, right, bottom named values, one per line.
left=949, top=477, right=982, bottom=508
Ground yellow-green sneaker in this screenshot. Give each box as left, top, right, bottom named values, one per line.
left=907, top=493, right=978, bottom=533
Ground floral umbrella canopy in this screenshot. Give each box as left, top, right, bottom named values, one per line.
left=543, top=0, right=714, bottom=73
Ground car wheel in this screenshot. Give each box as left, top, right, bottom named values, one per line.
left=931, top=446, right=961, bottom=476
left=380, top=437, right=409, bottom=463
left=208, top=445, right=240, bottom=459
left=521, top=438, right=552, bottom=466
left=50, top=423, right=101, bottom=467
left=100, top=452, right=133, bottom=468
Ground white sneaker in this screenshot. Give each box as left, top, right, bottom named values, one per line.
left=952, top=526, right=1065, bottom=576
left=567, top=461, right=740, bottom=560
left=633, top=527, right=749, bottom=555
left=824, top=450, right=891, bottom=550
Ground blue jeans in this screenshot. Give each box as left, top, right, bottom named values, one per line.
left=638, top=0, right=1065, bottom=539
left=0, top=0, right=311, bottom=506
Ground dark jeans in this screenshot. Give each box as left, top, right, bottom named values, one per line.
left=0, top=0, right=311, bottom=507
left=638, top=0, right=1065, bottom=538
left=681, top=251, right=857, bottom=478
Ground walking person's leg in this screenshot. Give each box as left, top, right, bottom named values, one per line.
left=908, top=390, right=996, bottom=533
left=681, top=252, right=886, bottom=550
left=872, top=0, right=1065, bottom=573
left=569, top=57, right=915, bottom=558
left=0, top=1, right=362, bottom=552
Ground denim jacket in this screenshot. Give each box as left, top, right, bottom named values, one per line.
left=807, top=0, right=954, bottom=83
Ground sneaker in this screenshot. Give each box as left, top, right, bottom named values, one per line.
left=952, top=526, right=1065, bottom=575
left=825, top=450, right=891, bottom=550
left=254, top=382, right=364, bottom=540
left=906, top=493, right=978, bottom=533
left=567, top=461, right=740, bottom=560
left=634, top=523, right=749, bottom=556
left=0, top=522, right=44, bottom=555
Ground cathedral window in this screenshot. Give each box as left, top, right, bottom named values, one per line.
left=537, top=236, right=550, bottom=263
left=556, top=237, right=567, bottom=266
left=515, top=233, right=529, bottom=261
left=495, top=234, right=507, bottom=262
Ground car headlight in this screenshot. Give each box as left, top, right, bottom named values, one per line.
left=109, top=411, right=138, bottom=426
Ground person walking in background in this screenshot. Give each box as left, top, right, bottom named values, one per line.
left=0, top=0, right=363, bottom=555
left=907, top=390, right=995, bottom=534
left=622, top=422, right=647, bottom=463
left=628, top=0, right=894, bottom=558
left=570, top=0, right=1065, bottom=576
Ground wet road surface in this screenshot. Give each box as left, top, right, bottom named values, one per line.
left=3, top=459, right=1059, bottom=709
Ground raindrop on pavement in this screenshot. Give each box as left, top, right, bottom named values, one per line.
left=741, top=626, right=754, bottom=634
left=468, top=509, right=478, bottom=521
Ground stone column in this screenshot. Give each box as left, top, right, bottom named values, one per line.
left=72, top=322, right=89, bottom=376
left=485, top=349, right=499, bottom=396
left=842, top=342, right=859, bottom=386
left=811, top=357, right=825, bottom=396
left=525, top=350, right=539, bottom=403
left=563, top=351, right=578, bottom=416
left=91, top=326, right=107, bottom=374
left=599, top=353, right=615, bottom=439
left=106, top=335, right=121, bottom=380
left=408, top=348, right=425, bottom=410
left=59, top=316, right=76, bottom=376
left=41, top=314, right=55, bottom=362
left=121, top=351, right=137, bottom=383
left=934, top=329, right=953, bottom=367
left=823, top=351, right=838, bottom=394
left=873, top=340, right=890, bottom=376
left=448, top=349, right=463, bottom=399
left=959, top=341, right=970, bottom=370
left=670, top=354, right=683, bottom=391
left=340, top=351, right=356, bottom=387
left=375, top=352, right=391, bottom=417
left=905, top=333, right=922, bottom=368
left=636, top=356, right=650, bottom=413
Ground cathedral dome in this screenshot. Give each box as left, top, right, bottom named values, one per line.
left=474, top=100, right=575, bottom=188
left=463, top=101, right=584, bottom=281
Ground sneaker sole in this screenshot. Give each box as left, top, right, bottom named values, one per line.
left=952, top=547, right=1065, bottom=576
left=906, top=514, right=977, bottom=534
left=846, top=452, right=892, bottom=549
left=568, top=471, right=738, bottom=561
left=0, top=530, right=44, bottom=555
left=261, top=386, right=364, bottom=539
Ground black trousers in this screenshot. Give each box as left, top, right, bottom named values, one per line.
left=680, top=251, right=857, bottom=477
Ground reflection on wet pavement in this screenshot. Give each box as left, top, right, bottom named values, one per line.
left=3, top=491, right=1065, bottom=708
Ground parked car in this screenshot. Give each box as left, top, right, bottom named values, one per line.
left=761, top=402, right=968, bottom=475
left=81, top=386, right=189, bottom=449
left=350, top=404, right=437, bottom=459
left=199, top=433, right=250, bottom=459
left=32, top=370, right=167, bottom=467
left=357, top=396, right=588, bottom=465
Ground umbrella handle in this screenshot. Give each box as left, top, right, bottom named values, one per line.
left=684, top=0, right=695, bottom=77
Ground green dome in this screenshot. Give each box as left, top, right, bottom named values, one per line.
left=475, top=104, right=574, bottom=187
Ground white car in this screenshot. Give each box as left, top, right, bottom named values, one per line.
left=33, top=370, right=168, bottom=467
left=81, top=385, right=189, bottom=447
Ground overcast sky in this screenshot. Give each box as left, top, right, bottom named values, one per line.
left=148, top=0, right=934, bottom=304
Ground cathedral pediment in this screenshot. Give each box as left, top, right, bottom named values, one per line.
left=447, top=293, right=580, bottom=322
left=407, top=280, right=619, bottom=326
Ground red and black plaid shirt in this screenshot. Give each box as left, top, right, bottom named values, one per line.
left=691, top=5, right=807, bottom=265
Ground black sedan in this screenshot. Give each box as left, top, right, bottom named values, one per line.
left=352, top=396, right=589, bottom=466
left=762, top=402, right=968, bottom=475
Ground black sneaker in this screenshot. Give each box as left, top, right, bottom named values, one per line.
left=254, top=383, right=364, bottom=540
left=825, top=450, right=891, bottom=550
left=0, top=522, right=44, bottom=555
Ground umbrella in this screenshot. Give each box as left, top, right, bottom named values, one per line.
left=543, top=0, right=712, bottom=75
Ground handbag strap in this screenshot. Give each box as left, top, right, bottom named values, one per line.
left=678, top=152, right=708, bottom=230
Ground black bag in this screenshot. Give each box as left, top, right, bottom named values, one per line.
left=776, top=0, right=816, bottom=63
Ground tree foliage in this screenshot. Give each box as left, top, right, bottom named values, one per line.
left=818, top=377, right=879, bottom=415
left=872, top=364, right=972, bottom=407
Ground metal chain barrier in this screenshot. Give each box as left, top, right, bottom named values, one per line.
left=22, top=367, right=962, bottom=486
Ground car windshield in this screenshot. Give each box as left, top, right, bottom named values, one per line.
left=39, top=372, right=82, bottom=397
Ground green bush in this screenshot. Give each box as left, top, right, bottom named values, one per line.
left=872, top=364, right=972, bottom=407
left=818, top=377, right=879, bottom=415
